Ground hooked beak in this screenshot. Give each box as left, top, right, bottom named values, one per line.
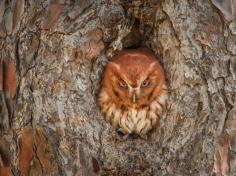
left=128, top=86, right=140, bottom=104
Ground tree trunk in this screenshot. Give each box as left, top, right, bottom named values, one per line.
left=0, top=0, right=235, bottom=175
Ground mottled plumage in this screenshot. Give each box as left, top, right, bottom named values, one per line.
left=98, top=49, right=167, bottom=139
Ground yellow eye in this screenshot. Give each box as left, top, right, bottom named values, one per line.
left=141, top=80, right=150, bottom=87
left=119, top=79, right=127, bottom=88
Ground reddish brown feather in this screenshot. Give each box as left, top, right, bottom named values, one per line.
left=98, top=48, right=167, bottom=138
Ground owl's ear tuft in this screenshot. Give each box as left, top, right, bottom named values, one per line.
left=108, top=62, right=120, bottom=71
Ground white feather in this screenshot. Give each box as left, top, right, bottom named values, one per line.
left=120, top=115, right=132, bottom=133
left=158, top=93, right=168, bottom=105
left=136, top=110, right=147, bottom=133
left=106, top=104, right=115, bottom=121
left=130, top=108, right=138, bottom=124
left=112, top=109, right=121, bottom=128
left=136, top=118, right=146, bottom=134
left=149, top=111, right=158, bottom=126
left=162, top=84, right=167, bottom=89
left=150, top=101, right=162, bottom=112
left=99, top=89, right=109, bottom=102
left=100, top=88, right=167, bottom=136
left=141, top=119, right=151, bottom=134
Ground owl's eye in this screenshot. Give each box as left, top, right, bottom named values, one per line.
left=141, top=80, right=150, bottom=87
left=119, top=79, right=127, bottom=88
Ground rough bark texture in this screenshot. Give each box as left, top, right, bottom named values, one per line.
left=0, top=0, right=235, bottom=175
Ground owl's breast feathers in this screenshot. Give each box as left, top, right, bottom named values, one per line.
left=98, top=84, right=168, bottom=138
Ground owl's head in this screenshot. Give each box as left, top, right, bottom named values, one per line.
left=101, top=49, right=165, bottom=108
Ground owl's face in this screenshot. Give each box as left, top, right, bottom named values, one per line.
left=101, top=50, right=165, bottom=108
left=98, top=49, right=167, bottom=138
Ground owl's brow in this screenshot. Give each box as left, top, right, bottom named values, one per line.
left=111, top=71, right=128, bottom=84
left=118, top=74, right=138, bottom=87
left=118, top=75, right=129, bottom=83
left=146, top=70, right=157, bottom=79
left=140, top=62, right=158, bottom=80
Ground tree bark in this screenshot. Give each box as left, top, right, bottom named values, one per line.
left=0, top=0, right=235, bottom=175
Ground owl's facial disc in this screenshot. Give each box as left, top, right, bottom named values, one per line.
left=108, top=59, right=162, bottom=107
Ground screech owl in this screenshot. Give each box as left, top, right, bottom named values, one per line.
left=98, top=48, right=168, bottom=139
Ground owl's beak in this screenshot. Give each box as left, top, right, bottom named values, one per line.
left=128, top=86, right=140, bottom=103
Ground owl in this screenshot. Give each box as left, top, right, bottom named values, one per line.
left=98, top=48, right=168, bottom=139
